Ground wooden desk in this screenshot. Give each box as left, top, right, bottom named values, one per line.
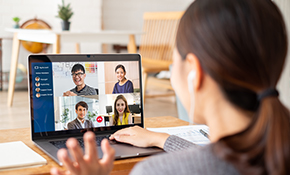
left=5, top=28, right=142, bottom=107
left=0, top=116, right=188, bottom=175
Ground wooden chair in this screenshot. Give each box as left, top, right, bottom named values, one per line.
left=140, top=11, right=184, bottom=99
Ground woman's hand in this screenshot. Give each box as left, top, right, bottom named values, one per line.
left=50, top=131, right=115, bottom=175
left=109, top=126, right=170, bottom=148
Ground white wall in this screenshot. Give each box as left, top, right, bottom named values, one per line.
left=274, top=0, right=290, bottom=109
left=0, top=0, right=102, bottom=73
left=102, top=0, right=194, bottom=44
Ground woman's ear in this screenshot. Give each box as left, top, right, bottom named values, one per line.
left=185, top=53, right=203, bottom=91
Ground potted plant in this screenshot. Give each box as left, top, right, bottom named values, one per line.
left=12, top=17, right=20, bottom=28
left=61, top=108, right=70, bottom=129
left=56, top=0, right=74, bottom=31
left=87, top=111, right=97, bottom=121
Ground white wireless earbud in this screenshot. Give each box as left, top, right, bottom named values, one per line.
left=187, top=70, right=196, bottom=93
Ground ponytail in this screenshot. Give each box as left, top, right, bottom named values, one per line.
left=214, top=96, right=290, bottom=174
left=261, top=97, right=290, bottom=174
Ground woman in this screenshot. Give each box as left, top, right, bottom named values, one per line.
left=51, top=0, right=290, bottom=174
left=112, top=64, right=134, bottom=94
left=112, top=95, right=132, bottom=126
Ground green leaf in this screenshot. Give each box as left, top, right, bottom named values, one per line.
left=56, top=0, right=74, bottom=21
left=12, top=17, right=20, bottom=22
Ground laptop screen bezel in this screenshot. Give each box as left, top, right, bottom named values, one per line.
left=28, top=54, right=144, bottom=140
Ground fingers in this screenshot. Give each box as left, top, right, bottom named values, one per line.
left=50, top=167, right=59, bottom=175
left=83, top=131, right=98, bottom=162
left=109, top=126, right=143, bottom=141
left=99, top=139, right=115, bottom=169
left=114, top=135, right=135, bottom=145
left=55, top=136, right=115, bottom=175
left=66, top=138, right=86, bottom=168
left=63, top=91, right=71, bottom=96
left=109, top=127, right=133, bottom=140
left=68, top=92, right=77, bottom=96
left=50, top=167, right=70, bottom=175
left=57, top=148, right=77, bottom=174
left=63, top=91, right=76, bottom=97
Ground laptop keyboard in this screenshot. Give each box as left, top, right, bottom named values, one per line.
left=50, top=135, right=114, bottom=149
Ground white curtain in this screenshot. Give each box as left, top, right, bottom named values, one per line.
left=274, top=0, right=290, bottom=109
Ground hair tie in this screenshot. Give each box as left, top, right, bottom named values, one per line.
left=257, top=88, right=279, bottom=101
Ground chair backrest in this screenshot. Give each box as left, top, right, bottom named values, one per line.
left=139, top=11, right=184, bottom=63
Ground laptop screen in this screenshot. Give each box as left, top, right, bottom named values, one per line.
left=28, top=54, right=143, bottom=139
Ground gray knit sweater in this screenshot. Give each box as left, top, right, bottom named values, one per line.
left=130, top=135, right=240, bottom=175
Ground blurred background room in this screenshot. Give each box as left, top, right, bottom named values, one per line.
left=0, top=0, right=289, bottom=131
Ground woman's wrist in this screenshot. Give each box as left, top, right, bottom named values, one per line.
left=150, top=132, right=170, bottom=149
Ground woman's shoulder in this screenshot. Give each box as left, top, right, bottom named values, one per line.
left=125, top=79, right=133, bottom=85
left=114, top=81, right=119, bottom=86
left=130, top=144, right=240, bottom=175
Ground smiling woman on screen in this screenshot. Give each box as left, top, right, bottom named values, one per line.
left=51, top=0, right=290, bottom=174
left=112, top=95, right=132, bottom=126
left=112, top=64, right=134, bottom=94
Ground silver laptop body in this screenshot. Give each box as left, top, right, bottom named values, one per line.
left=28, top=54, right=162, bottom=165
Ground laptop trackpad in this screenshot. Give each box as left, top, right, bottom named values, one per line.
left=97, top=143, right=163, bottom=159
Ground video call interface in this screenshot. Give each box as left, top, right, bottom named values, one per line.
left=31, top=60, right=142, bottom=133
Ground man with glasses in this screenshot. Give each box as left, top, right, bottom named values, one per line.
left=63, top=64, right=97, bottom=96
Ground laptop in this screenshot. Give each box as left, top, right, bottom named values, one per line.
left=28, top=54, right=163, bottom=165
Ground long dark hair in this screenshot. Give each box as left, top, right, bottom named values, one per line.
left=113, top=95, right=130, bottom=126
left=176, top=0, right=290, bottom=174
